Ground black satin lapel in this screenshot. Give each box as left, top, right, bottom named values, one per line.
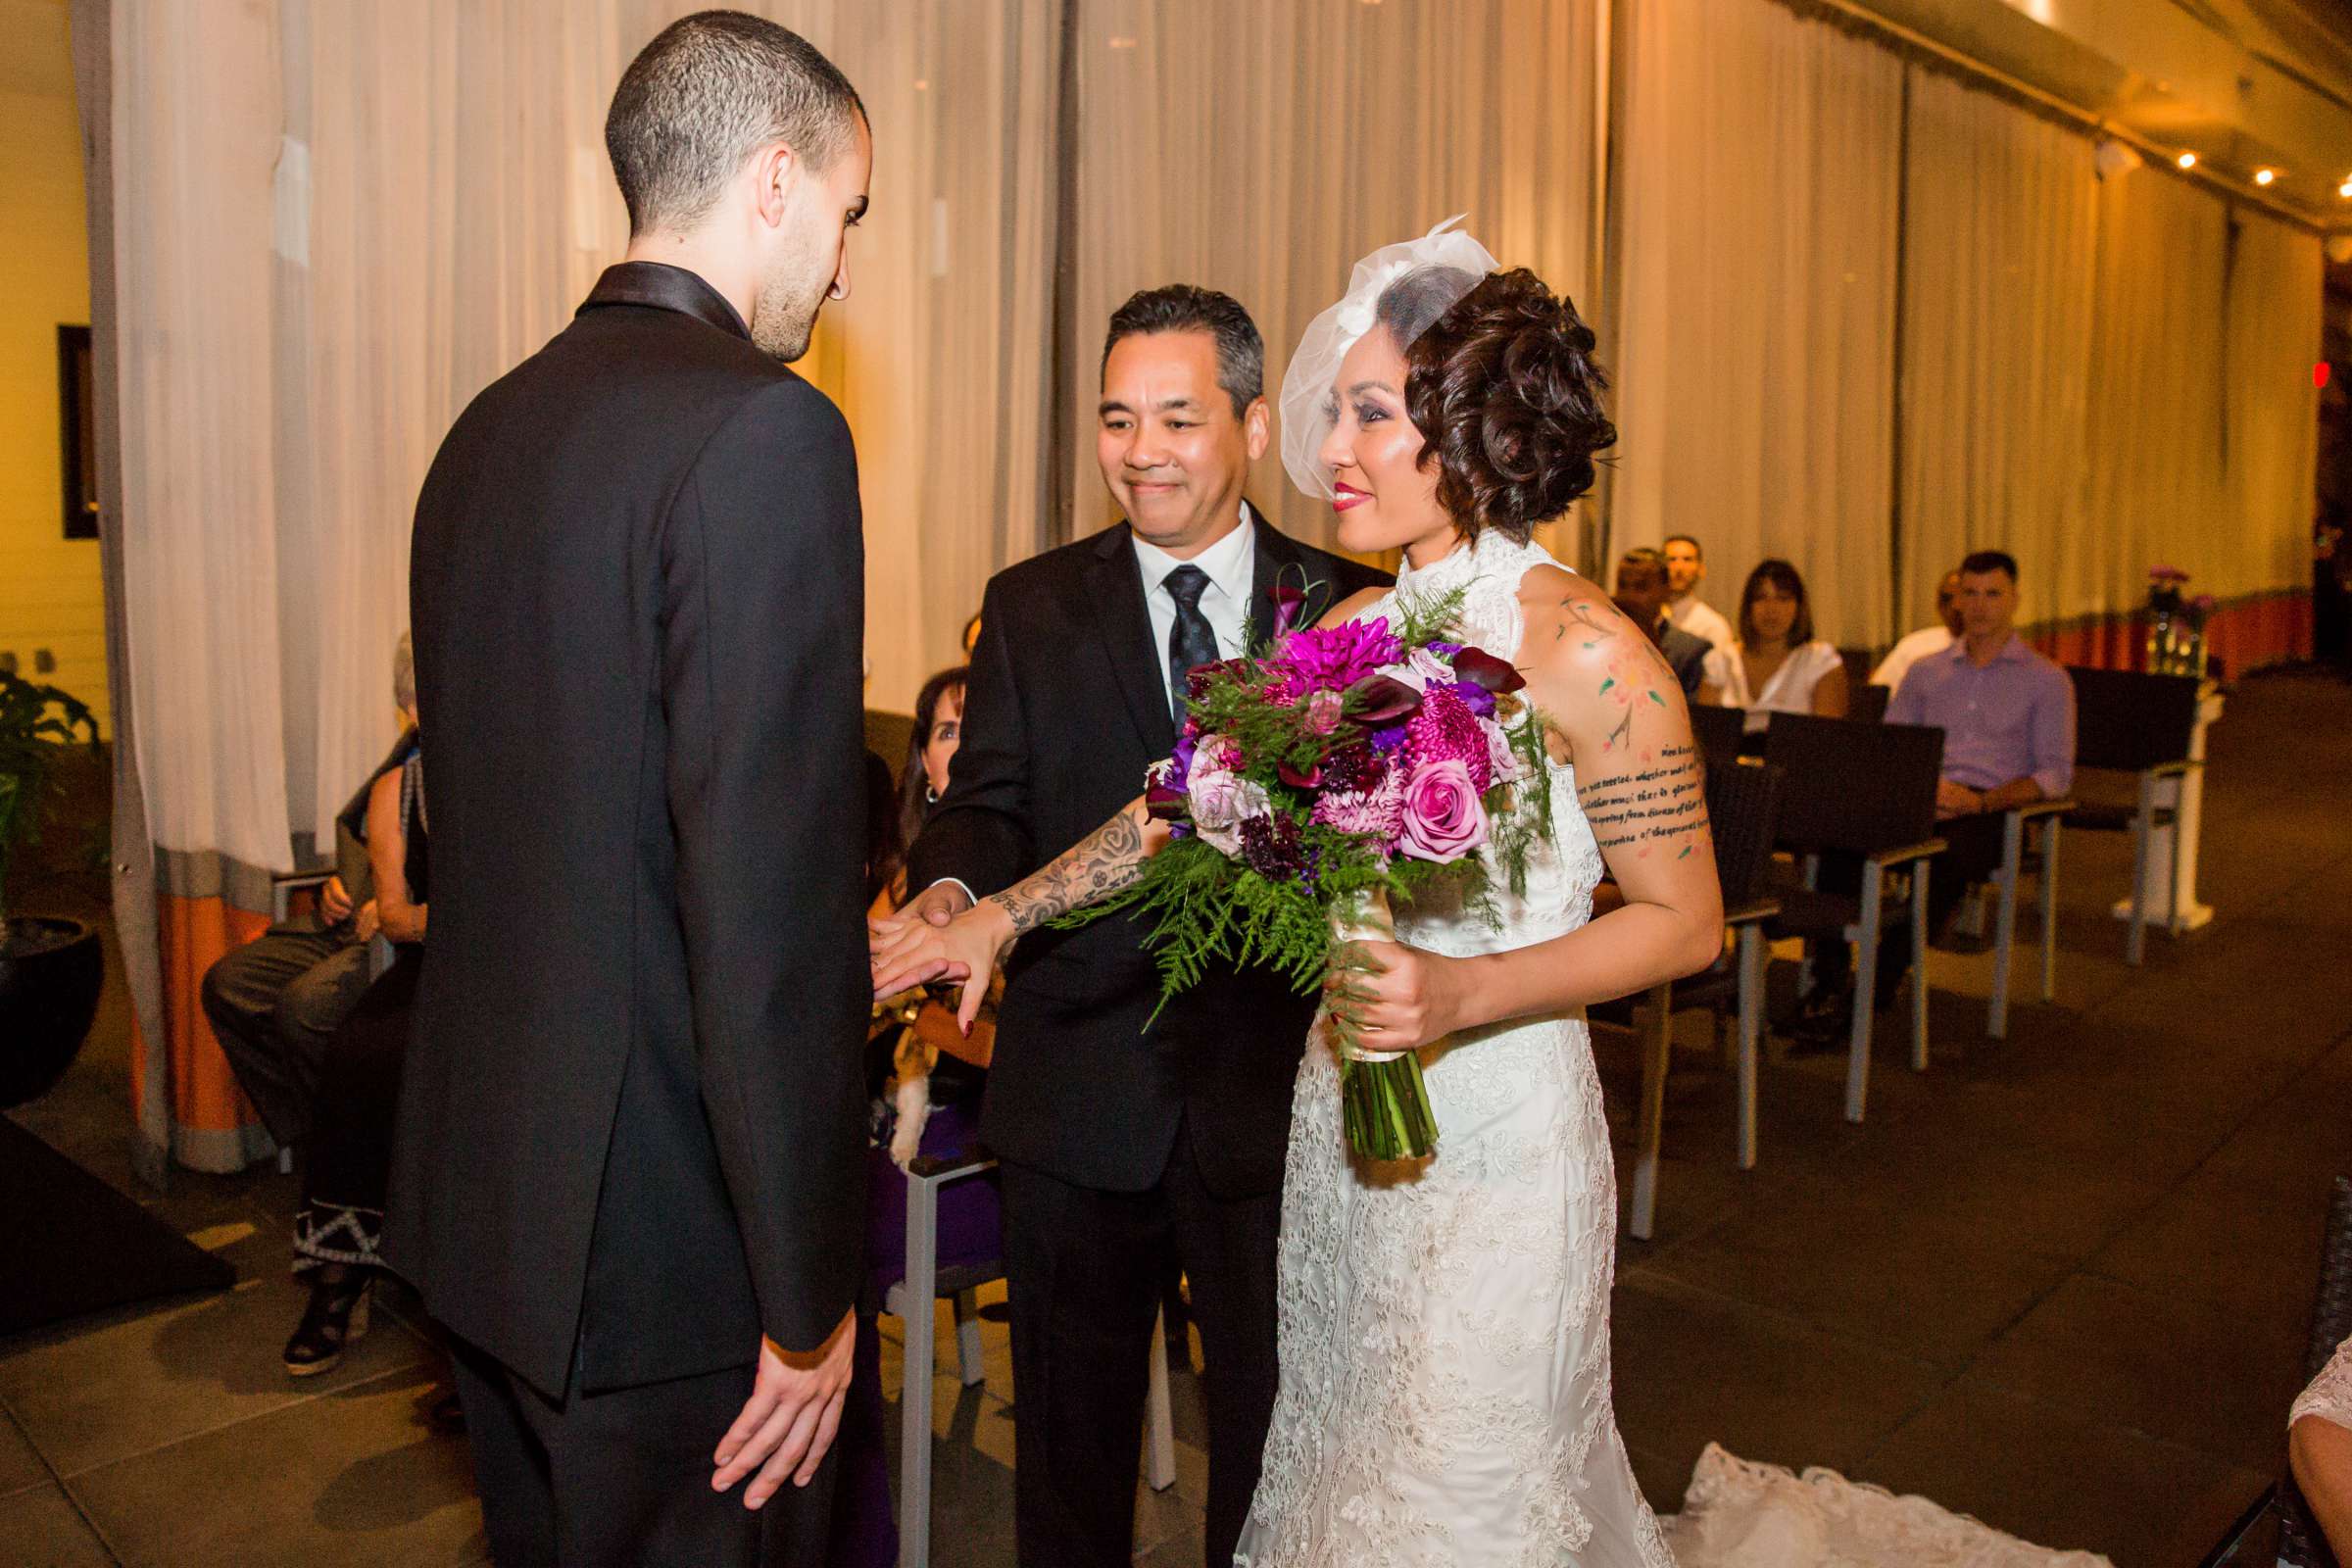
left=1087, top=532, right=1179, bottom=757
left=577, top=263, right=752, bottom=341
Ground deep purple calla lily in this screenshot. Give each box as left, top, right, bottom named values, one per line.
left=1451, top=646, right=1526, bottom=696
left=1348, top=673, right=1426, bottom=723
left=1270, top=583, right=1308, bottom=639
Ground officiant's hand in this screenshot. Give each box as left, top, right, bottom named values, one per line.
left=712, top=1309, right=856, bottom=1508
left=869, top=898, right=1013, bottom=1031
left=1327, top=940, right=1469, bottom=1054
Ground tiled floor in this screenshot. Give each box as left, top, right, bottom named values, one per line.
left=6, top=666, right=2348, bottom=1565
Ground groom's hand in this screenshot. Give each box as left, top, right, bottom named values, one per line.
left=711, top=1309, right=856, bottom=1508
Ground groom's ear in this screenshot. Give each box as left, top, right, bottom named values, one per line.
left=750, top=140, right=800, bottom=229
left=1242, top=395, right=1271, bottom=463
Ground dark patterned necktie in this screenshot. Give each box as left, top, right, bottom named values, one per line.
left=1163, top=564, right=1218, bottom=722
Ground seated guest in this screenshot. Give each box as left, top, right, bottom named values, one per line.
left=1663, top=533, right=1738, bottom=652
left=871, top=666, right=990, bottom=1127
left=1870, top=567, right=1963, bottom=689
left=1613, top=547, right=1708, bottom=697
left=1802, top=550, right=2073, bottom=1037
left=1698, top=559, right=1848, bottom=733
left=2293, top=1335, right=2352, bottom=1557
left=203, top=644, right=416, bottom=1153
left=284, top=638, right=428, bottom=1375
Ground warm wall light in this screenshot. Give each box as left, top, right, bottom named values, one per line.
left=2338, top=176, right=2352, bottom=199
left=2177, top=151, right=2198, bottom=170
left=2255, top=168, right=2277, bottom=186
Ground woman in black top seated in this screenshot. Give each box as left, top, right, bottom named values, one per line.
left=284, top=640, right=429, bottom=1376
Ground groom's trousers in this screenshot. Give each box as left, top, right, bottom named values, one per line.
left=1000, top=1113, right=1282, bottom=1567
left=447, top=1334, right=841, bottom=1567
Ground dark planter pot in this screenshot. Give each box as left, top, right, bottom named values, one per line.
left=0, top=916, right=104, bottom=1108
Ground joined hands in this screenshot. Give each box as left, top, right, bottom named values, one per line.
left=869, top=882, right=1011, bottom=1033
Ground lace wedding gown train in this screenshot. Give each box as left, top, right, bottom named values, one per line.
left=1235, top=530, right=1675, bottom=1567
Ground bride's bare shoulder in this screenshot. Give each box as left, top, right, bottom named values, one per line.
left=1312, top=586, right=1390, bottom=630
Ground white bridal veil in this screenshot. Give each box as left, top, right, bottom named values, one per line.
left=1276, top=216, right=1499, bottom=500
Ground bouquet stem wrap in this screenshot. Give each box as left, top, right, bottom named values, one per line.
left=1330, top=887, right=1440, bottom=1161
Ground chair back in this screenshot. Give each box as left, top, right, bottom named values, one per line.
left=865, top=709, right=918, bottom=781
left=1762, top=712, right=1944, bottom=858
left=1846, top=683, right=1890, bottom=726
left=2067, top=666, right=2200, bottom=773
left=1704, top=760, right=1785, bottom=907
left=2279, top=1175, right=2352, bottom=1568
left=1690, top=703, right=1745, bottom=769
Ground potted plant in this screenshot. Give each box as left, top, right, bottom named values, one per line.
left=0, top=670, right=105, bottom=1106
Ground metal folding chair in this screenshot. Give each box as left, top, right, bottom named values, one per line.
left=1761, top=714, right=1947, bottom=1124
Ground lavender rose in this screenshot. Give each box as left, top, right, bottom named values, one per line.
left=1188, top=760, right=1271, bottom=857
left=1397, top=758, right=1489, bottom=864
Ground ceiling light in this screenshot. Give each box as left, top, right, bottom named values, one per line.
left=2255, top=168, right=2277, bottom=186
left=2177, top=151, right=2198, bottom=171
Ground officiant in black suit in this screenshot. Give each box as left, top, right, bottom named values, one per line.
left=881, top=288, right=1389, bottom=1567
left=388, top=16, right=874, bottom=1566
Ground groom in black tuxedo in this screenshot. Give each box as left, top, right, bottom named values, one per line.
left=890, top=288, right=1388, bottom=1565
left=389, top=16, right=874, bottom=1565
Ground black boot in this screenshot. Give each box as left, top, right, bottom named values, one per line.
left=284, top=1264, right=370, bottom=1378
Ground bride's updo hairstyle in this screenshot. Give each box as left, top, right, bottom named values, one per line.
left=1375, top=266, right=1616, bottom=545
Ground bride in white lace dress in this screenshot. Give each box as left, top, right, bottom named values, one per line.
left=875, top=233, right=1720, bottom=1565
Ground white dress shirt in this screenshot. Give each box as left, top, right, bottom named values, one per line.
left=1702, top=639, right=1844, bottom=734
left=1669, top=594, right=1738, bottom=653
left=1132, top=504, right=1259, bottom=710
left=1869, top=623, right=1956, bottom=690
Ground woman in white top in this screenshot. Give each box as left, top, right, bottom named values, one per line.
left=2294, top=1333, right=2352, bottom=1556
left=1697, top=558, right=1848, bottom=734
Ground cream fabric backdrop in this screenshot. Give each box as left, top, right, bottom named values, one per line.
left=114, top=0, right=293, bottom=877
left=1068, top=0, right=1600, bottom=558
left=1895, top=69, right=2099, bottom=635
left=2221, top=208, right=2323, bottom=604
left=1610, top=0, right=1904, bottom=647
left=2065, top=160, right=2233, bottom=625
left=114, top=0, right=1055, bottom=872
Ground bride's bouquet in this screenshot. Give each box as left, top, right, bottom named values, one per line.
left=1063, top=586, right=1554, bottom=1161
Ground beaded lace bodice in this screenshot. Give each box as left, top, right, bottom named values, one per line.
left=1371, top=529, right=1605, bottom=957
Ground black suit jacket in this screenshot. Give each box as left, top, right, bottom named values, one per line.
left=388, top=264, right=869, bottom=1399
left=906, top=515, right=1389, bottom=1198
left=1660, top=622, right=1710, bottom=698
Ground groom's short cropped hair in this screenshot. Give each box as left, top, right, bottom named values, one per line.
left=606, top=11, right=865, bottom=237
left=1102, top=286, right=1264, bottom=419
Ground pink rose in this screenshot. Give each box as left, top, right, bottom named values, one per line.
left=1305, top=689, right=1346, bottom=735
left=1396, top=758, right=1488, bottom=864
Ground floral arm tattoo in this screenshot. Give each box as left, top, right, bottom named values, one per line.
left=1539, top=591, right=1711, bottom=862
left=989, top=806, right=1152, bottom=936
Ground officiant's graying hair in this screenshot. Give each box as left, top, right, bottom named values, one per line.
left=605, top=10, right=866, bottom=235
left=1103, top=285, right=1264, bottom=418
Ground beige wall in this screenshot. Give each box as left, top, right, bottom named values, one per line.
left=0, top=0, right=105, bottom=735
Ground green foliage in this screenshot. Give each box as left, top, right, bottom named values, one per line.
left=0, top=671, right=99, bottom=928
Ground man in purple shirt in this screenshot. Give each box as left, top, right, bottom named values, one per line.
left=1798, top=550, right=2075, bottom=1040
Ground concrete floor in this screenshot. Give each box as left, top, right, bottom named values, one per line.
left=5, top=667, right=2348, bottom=1566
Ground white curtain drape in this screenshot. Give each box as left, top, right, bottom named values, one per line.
left=115, top=0, right=292, bottom=879
left=2065, top=161, right=2233, bottom=624
left=1896, top=68, right=2099, bottom=635
left=1610, top=0, right=1904, bottom=647
left=2220, top=207, right=2322, bottom=604
left=114, top=0, right=1055, bottom=877
left=1069, top=0, right=1600, bottom=557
